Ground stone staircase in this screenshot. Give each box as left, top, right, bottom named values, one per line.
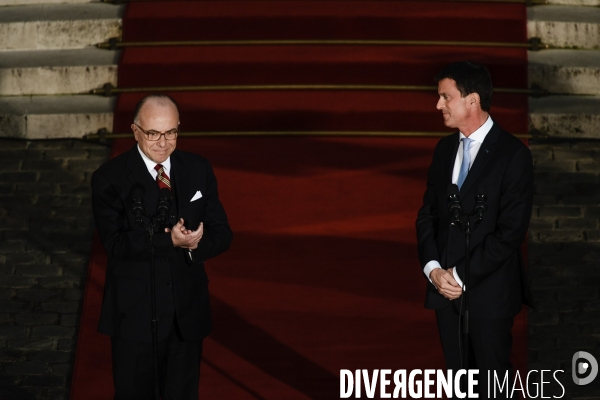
left=0, top=0, right=123, bottom=139
left=0, top=1, right=599, bottom=141
left=528, top=3, right=600, bottom=139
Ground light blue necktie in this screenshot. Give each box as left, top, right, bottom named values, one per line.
left=457, top=138, right=472, bottom=190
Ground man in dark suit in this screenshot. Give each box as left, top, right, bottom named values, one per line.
left=416, top=61, right=533, bottom=398
left=91, top=94, right=233, bottom=399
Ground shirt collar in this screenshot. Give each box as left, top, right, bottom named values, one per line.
left=459, top=115, right=493, bottom=144
left=137, top=144, right=171, bottom=175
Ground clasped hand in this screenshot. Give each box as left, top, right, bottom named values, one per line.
left=430, top=268, right=462, bottom=300
left=165, top=218, right=203, bottom=250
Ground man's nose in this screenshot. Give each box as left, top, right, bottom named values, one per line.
left=436, top=98, right=444, bottom=110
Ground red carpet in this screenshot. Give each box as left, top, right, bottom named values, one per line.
left=72, top=2, right=528, bottom=398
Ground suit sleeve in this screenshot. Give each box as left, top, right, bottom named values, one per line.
left=91, top=169, right=175, bottom=261
left=416, top=141, right=442, bottom=275
left=455, top=145, right=533, bottom=287
left=193, top=161, right=233, bottom=261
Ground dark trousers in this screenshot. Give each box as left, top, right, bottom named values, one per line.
left=111, top=322, right=203, bottom=400
left=436, top=305, right=515, bottom=399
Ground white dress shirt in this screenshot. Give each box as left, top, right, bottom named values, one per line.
left=423, top=116, right=494, bottom=290
left=137, top=144, right=172, bottom=181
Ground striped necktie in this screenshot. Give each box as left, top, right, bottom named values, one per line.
left=154, top=164, right=171, bottom=190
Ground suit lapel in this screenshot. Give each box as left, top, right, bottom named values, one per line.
left=126, top=145, right=159, bottom=212
left=170, top=151, right=190, bottom=221
left=445, top=132, right=461, bottom=187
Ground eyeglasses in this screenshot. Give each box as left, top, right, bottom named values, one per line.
left=134, top=123, right=179, bottom=141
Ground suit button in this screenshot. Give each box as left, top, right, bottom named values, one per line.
left=167, top=282, right=172, bottom=288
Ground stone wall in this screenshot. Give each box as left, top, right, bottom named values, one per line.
left=0, top=138, right=109, bottom=400
left=529, top=138, right=600, bottom=398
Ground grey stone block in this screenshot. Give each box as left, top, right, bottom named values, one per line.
left=528, top=6, right=600, bottom=49
left=558, top=287, right=598, bottom=301
left=0, top=349, right=26, bottom=362
left=539, top=206, right=582, bottom=217
left=25, top=351, right=71, bottom=364
left=0, top=171, right=38, bottom=183
left=21, top=375, right=66, bottom=388
left=30, top=326, right=75, bottom=338
left=0, top=325, right=29, bottom=337
left=4, top=361, right=48, bottom=375
left=529, top=95, right=600, bottom=139
left=0, top=288, right=17, bottom=300
left=0, top=301, right=30, bottom=313
left=15, top=265, right=60, bottom=277
left=529, top=311, right=561, bottom=325
left=17, top=289, right=60, bottom=302
left=62, top=289, right=82, bottom=302
left=0, top=314, right=12, bottom=324
left=39, top=171, right=85, bottom=184
left=534, top=160, right=576, bottom=172
left=55, top=340, right=74, bottom=352
left=558, top=218, right=598, bottom=229
left=0, top=96, right=115, bottom=140
left=0, top=49, right=119, bottom=96
left=0, top=149, right=43, bottom=160
left=586, top=230, right=600, bottom=241
left=39, top=302, right=79, bottom=313
left=8, top=337, right=53, bottom=351
left=0, top=4, right=124, bottom=51
left=577, top=160, right=600, bottom=173
left=49, top=363, right=70, bottom=376
left=564, top=311, right=600, bottom=324
left=529, top=50, right=600, bottom=95
left=538, top=230, right=585, bottom=242
left=0, top=276, right=36, bottom=288
left=67, top=159, right=107, bottom=172
left=0, top=240, right=26, bottom=253
left=37, top=277, right=81, bottom=289
left=59, top=314, right=78, bottom=327
left=14, top=313, right=58, bottom=326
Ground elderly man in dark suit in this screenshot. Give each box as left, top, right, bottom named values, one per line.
left=416, top=61, right=533, bottom=398
left=92, top=94, right=232, bottom=399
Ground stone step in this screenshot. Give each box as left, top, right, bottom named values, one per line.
left=0, top=48, right=118, bottom=95
left=529, top=49, right=600, bottom=95
left=527, top=5, right=600, bottom=49
left=0, top=0, right=94, bottom=5
left=547, top=0, right=600, bottom=4
left=0, top=95, right=114, bottom=139
left=0, top=3, right=124, bottom=51
left=529, top=95, right=600, bottom=138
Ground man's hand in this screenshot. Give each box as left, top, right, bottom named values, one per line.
left=430, top=268, right=462, bottom=300
left=165, top=218, right=203, bottom=249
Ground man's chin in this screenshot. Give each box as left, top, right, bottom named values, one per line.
left=151, top=153, right=170, bottom=163
left=442, top=120, right=456, bottom=129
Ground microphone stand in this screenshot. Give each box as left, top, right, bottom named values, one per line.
left=133, top=211, right=167, bottom=400
left=447, top=188, right=487, bottom=392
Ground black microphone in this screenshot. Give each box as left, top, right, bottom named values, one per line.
left=156, top=188, right=172, bottom=226
left=474, top=188, right=487, bottom=228
left=132, top=186, right=145, bottom=227
left=447, top=184, right=462, bottom=227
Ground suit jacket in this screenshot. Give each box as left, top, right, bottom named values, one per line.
left=91, top=145, right=233, bottom=342
left=416, top=123, right=534, bottom=318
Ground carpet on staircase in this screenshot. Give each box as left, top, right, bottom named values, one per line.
left=72, top=2, right=529, bottom=398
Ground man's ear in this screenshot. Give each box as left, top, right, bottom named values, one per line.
left=469, top=93, right=481, bottom=109
left=131, top=124, right=139, bottom=142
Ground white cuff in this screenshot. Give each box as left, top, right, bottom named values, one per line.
left=423, top=260, right=442, bottom=286
left=453, top=268, right=465, bottom=291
